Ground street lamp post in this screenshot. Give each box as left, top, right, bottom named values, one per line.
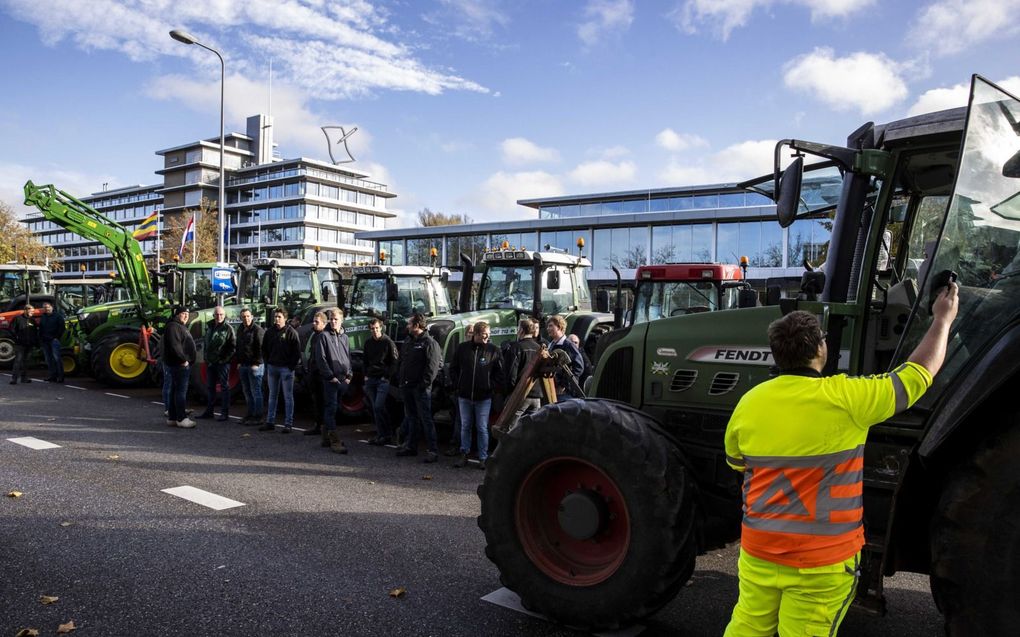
left=169, top=29, right=225, bottom=265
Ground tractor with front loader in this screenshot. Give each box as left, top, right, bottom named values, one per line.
left=479, top=75, right=1020, bottom=634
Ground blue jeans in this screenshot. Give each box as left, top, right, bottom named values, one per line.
left=168, top=364, right=190, bottom=422
left=364, top=377, right=391, bottom=438
left=204, top=362, right=230, bottom=414
left=458, top=397, right=492, bottom=461
left=41, top=338, right=63, bottom=380
left=266, top=365, right=294, bottom=427
left=162, top=362, right=173, bottom=411
left=402, top=385, right=437, bottom=453
left=238, top=364, right=264, bottom=419
left=322, top=378, right=350, bottom=432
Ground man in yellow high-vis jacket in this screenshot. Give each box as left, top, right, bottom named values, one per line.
left=723, top=281, right=958, bottom=636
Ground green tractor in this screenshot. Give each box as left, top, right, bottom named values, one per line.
left=479, top=75, right=1020, bottom=634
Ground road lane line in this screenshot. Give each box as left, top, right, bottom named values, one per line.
left=481, top=588, right=645, bottom=636
left=151, top=401, right=164, bottom=406
left=65, top=385, right=86, bottom=390
left=161, top=486, right=245, bottom=510
left=105, top=392, right=130, bottom=399
left=7, top=437, right=62, bottom=450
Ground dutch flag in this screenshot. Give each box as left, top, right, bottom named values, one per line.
left=178, top=214, right=196, bottom=258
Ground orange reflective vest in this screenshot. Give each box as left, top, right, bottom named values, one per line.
left=724, top=362, right=932, bottom=568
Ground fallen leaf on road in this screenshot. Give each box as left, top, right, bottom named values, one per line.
left=389, top=587, right=407, bottom=598
left=106, top=455, right=120, bottom=461
left=421, top=475, right=433, bottom=481
left=39, top=595, right=59, bottom=605
left=7, top=491, right=23, bottom=498
left=368, top=481, right=376, bottom=485
left=241, top=433, right=251, bottom=438
left=15, top=629, right=40, bottom=637
left=59, top=522, right=72, bottom=527
left=56, top=620, right=75, bottom=633
left=46, top=417, right=56, bottom=421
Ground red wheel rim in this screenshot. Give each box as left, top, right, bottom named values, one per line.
left=515, top=456, right=630, bottom=586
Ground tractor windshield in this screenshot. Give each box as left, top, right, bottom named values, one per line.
left=480, top=265, right=535, bottom=310
left=350, top=276, right=388, bottom=316
left=633, top=280, right=719, bottom=324
left=0, top=269, right=51, bottom=302
left=180, top=268, right=217, bottom=308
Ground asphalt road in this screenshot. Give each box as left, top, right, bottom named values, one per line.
left=0, top=371, right=944, bottom=636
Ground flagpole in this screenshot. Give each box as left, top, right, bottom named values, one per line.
left=193, top=213, right=197, bottom=264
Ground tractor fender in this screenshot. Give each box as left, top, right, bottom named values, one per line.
left=568, top=314, right=601, bottom=341
left=919, top=322, right=1020, bottom=460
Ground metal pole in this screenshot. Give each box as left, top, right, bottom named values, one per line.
left=217, top=48, right=225, bottom=265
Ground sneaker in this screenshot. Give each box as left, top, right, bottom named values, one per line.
left=177, top=418, right=196, bottom=429
left=395, top=446, right=418, bottom=457
left=166, top=419, right=178, bottom=427
left=477, top=459, right=487, bottom=470
left=422, top=451, right=438, bottom=464
left=258, top=423, right=276, bottom=432
left=452, top=453, right=469, bottom=468
left=164, top=410, right=169, bottom=418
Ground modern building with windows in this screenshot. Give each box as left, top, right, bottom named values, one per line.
left=24, top=114, right=396, bottom=277
left=357, top=180, right=836, bottom=287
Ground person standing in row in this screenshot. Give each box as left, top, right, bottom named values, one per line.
left=567, top=333, right=594, bottom=389
left=235, top=307, right=265, bottom=426
left=364, top=317, right=398, bottom=446
left=545, top=315, right=583, bottom=399
left=39, top=302, right=65, bottom=383
left=313, top=307, right=351, bottom=454
left=449, top=320, right=503, bottom=469
left=197, top=306, right=235, bottom=421
left=10, top=305, right=37, bottom=384
left=303, top=311, right=328, bottom=441
left=395, top=314, right=442, bottom=463
left=502, top=317, right=544, bottom=428
left=261, top=308, right=300, bottom=433
left=163, top=306, right=197, bottom=428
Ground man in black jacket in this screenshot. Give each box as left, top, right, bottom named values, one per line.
left=235, top=307, right=265, bottom=425
left=546, top=315, right=584, bottom=400
left=10, top=305, right=37, bottom=384
left=503, top=317, right=544, bottom=426
left=395, top=313, right=442, bottom=463
left=260, top=308, right=301, bottom=432
left=38, top=302, right=65, bottom=382
left=364, top=318, right=398, bottom=446
left=163, top=306, right=197, bottom=428
left=311, top=307, right=351, bottom=453
left=197, top=306, right=236, bottom=421
left=449, top=320, right=503, bottom=469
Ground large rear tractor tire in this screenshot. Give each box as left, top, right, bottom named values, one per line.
left=0, top=331, right=15, bottom=368
left=478, top=399, right=698, bottom=631
left=930, top=423, right=1020, bottom=635
left=188, top=362, right=241, bottom=405
left=91, top=331, right=152, bottom=388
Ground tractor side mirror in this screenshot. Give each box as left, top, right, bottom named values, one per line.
left=738, top=289, right=759, bottom=308
left=765, top=284, right=782, bottom=306
left=321, top=283, right=331, bottom=302
left=1003, top=149, right=1020, bottom=178
left=776, top=156, right=804, bottom=228
left=594, top=289, right=611, bottom=313
left=546, top=270, right=561, bottom=290
left=386, top=282, right=399, bottom=303
left=441, top=271, right=450, bottom=286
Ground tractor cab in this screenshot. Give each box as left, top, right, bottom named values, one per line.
left=0, top=264, right=53, bottom=312
left=477, top=248, right=592, bottom=320
left=251, top=257, right=324, bottom=320
left=345, top=264, right=452, bottom=345
left=631, top=263, right=755, bottom=325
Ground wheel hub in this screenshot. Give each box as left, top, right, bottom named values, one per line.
left=558, top=490, right=608, bottom=540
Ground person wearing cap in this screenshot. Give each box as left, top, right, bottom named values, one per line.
left=163, top=306, right=197, bottom=428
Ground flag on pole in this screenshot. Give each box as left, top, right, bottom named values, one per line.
left=178, top=215, right=196, bottom=259
left=132, top=211, right=159, bottom=240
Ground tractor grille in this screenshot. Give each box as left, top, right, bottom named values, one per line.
left=596, top=346, right=632, bottom=402
left=708, top=372, right=740, bottom=395
left=669, top=369, right=698, bottom=392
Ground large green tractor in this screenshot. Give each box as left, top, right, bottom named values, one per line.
left=480, top=76, right=1020, bottom=634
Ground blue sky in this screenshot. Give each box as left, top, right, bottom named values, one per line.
left=1, top=0, right=1018, bottom=225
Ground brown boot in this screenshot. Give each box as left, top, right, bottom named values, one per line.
left=321, top=428, right=331, bottom=448
left=328, top=430, right=348, bottom=454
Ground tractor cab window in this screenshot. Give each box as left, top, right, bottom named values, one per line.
left=181, top=269, right=216, bottom=308
left=570, top=268, right=592, bottom=311
left=350, top=277, right=388, bottom=316
left=480, top=265, right=535, bottom=310
left=427, top=278, right=452, bottom=315
left=633, top=280, right=718, bottom=324
left=393, top=276, right=432, bottom=316
left=540, top=265, right=574, bottom=315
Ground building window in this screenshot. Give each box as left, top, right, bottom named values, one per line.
left=651, top=224, right=713, bottom=263
left=539, top=230, right=590, bottom=256
left=593, top=227, right=648, bottom=268
left=788, top=217, right=831, bottom=267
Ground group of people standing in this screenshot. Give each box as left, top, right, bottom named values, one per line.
left=8, top=301, right=66, bottom=385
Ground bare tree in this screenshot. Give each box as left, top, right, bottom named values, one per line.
left=159, top=198, right=222, bottom=264
left=417, top=208, right=472, bottom=227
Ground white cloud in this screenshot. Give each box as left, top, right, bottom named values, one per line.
left=655, top=128, right=709, bottom=152
left=424, top=0, right=510, bottom=42
left=578, top=0, right=634, bottom=47
left=907, top=76, right=1020, bottom=117
left=783, top=47, right=908, bottom=115
left=909, top=0, right=1020, bottom=58
left=568, top=160, right=637, bottom=187
left=500, top=137, right=561, bottom=165
left=467, top=171, right=565, bottom=219
left=0, top=161, right=118, bottom=218
left=672, top=0, right=875, bottom=40
left=658, top=139, right=776, bottom=186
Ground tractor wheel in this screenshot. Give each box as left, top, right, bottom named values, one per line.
left=930, top=423, right=1020, bottom=634
left=189, top=362, right=241, bottom=404
left=478, top=399, right=698, bottom=631
left=61, top=352, right=78, bottom=377
left=0, top=331, right=15, bottom=368
left=91, top=331, right=152, bottom=388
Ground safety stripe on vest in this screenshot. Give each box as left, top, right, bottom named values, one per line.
left=726, top=454, right=746, bottom=469
left=890, top=367, right=908, bottom=414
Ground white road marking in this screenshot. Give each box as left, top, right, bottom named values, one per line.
left=229, top=415, right=242, bottom=420
left=481, top=588, right=645, bottom=637
left=65, top=385, right=86, bottom=390
left=105, top=392, right=130, bottom=399
left=151, top=401, right=164, bottom=406
left=7, top=437, right=62, bottom=450
left=161, top=486, right=245, bottom=510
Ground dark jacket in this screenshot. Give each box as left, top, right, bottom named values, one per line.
left=38, top=311, right=65, bottom=341
left=163, top=319, right=197, bottom=367
left=235, top=322, right=264, bottom=366
left=203, top=319, right=236, bottom=365
left=450, top=340, right=504, bottom=401
left=363, top=334, right=398, bottom=379
left=311, top=327, right=351, bottom=380
left=505, top=337, right=543, bottom=398
left=12, top=314, right=39, bottom=347
left=263, top=323, right=301, bottom=369
left=398, top=331, right=442, bottom=390
left=550, top=336, right=584, bottom=394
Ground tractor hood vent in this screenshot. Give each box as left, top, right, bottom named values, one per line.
left=708, top=371, right=740, bottom=395
left=670, top=369, right=698, bottom=392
